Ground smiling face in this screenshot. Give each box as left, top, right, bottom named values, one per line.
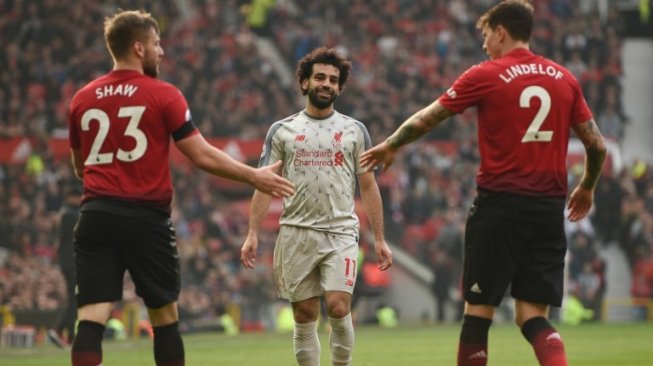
left=303, top=63, right=340, bottom=110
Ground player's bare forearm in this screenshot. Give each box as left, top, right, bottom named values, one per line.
left=572, top=119, right=607, bottom=190
left=386, top=100, right=455, bottom=149
left=178, top=135, right=293, bottom=197
left=71, top=149, right=84, bottom=179
left=248, top=189, right=273, bottom=236
left=177, top=134, right=253, bottom=182
left=358, top=172, right=385, bottom=241
left=581, top=145, right=606, bottom=190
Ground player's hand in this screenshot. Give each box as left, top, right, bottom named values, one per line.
left=567, top=185, right=593, bottom=222
left=240, top=235, right=259, bottom=269
left=253, top=161, right=295, bottom=198
left=375, top=240, right=393, bottom=271
left=360, top=141, right=398, bottom=172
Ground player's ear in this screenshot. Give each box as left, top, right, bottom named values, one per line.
left=496, top=25, right=507, bottom=42
left=134, top=41, right=146, bottom=58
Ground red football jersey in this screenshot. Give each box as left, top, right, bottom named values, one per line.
left=439, top=48, right=592, bottom=197
left=69, top=70, right=197, bottom=208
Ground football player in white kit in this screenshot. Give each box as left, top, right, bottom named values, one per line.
left=241, top=47, right=393, bottom=366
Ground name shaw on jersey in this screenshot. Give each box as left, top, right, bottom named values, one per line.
left=95, top=84, right=138, bottom=99
left=498, top=63, right=563, bottom=84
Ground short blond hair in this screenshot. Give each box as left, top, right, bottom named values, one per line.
left=104, top=9, right=159, bottom=60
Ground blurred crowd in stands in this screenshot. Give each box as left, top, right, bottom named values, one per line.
left=1, top=0, right=652, bottom=331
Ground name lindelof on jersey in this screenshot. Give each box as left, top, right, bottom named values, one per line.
left=499, top=63, right=564, bottom=84
left=95, top=84, right=138, bottom=99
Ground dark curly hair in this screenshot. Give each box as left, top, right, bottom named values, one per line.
left=295, top=47, right=352, bottom=95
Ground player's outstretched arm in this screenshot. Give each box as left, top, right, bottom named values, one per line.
left=360, top=100, right=455, bottom=171
left=359, top=171, right=392, bottom=271
left=568, top=119, right=607, bottom=222
left=240, top=189, right=274, bottom=269
left=176, top=134, right=294, bottom=197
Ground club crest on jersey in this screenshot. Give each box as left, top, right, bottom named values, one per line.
left=295, top=134, right=305, bottom=142
left=332, top=131, right=343, bottom=149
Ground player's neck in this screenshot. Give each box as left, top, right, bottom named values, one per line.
left=500, top=41, right=530, bottom=58
left=305, top=104, right=334, bottom=119
left=113, top=59, right=144, bottom=74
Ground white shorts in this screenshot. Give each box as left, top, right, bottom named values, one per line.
left=273, top=225, right=359, bottom=302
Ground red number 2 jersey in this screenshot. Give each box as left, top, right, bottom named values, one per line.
left=439, top=48, right=592, bottom=197
left=68, top=70, right=197, bottom=209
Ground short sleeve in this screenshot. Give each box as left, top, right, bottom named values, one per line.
left=570, top=78, right=593, bottom=124
left=353, top=121, right=373, bottom=174
left=258, top=122, right=284, bottom=167
left=161, top=87, right=192, bottom=133
left=438, top=64, right=488, bottom=114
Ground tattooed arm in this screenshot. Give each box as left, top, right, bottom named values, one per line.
left=571, top=119, right=607, bottom=190
left=386, top=100, right=457, bottom=149
left=567, top=119, right=607, bottom=222
left=360, top=100, right=457, bottom=171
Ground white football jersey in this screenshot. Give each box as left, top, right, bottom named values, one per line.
left=259, top=110, right=373, bottom=238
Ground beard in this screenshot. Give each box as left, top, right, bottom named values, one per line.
left=143, top=63, right=159, bottom=78
left=307, top=87, right=338, bottom=109
left=143, top=50, right=159, bottom=78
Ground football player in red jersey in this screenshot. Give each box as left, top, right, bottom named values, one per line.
left=361, top=1, right=606, bottom=366
left=67, top=9, right=294, bottom=366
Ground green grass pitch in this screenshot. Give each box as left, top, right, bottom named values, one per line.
left=1, top=323, right=651, bottom=365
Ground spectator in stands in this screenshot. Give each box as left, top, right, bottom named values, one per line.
left=431, top=248, right=455, bottom=323
left=575, top=261, right=603, bottom=320
left=593, top=174, right=623, bottom=244
left=48, top=182, right=81, bottom=348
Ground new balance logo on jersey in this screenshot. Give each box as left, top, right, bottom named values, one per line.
left=446, top=87, right=457, bottom=99
left=295, top=135, right=305, bottom=141
left=468, top=350, right=487, bottom=360
left=470, top=283, right=482, bottom=294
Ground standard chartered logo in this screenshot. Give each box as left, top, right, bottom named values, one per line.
left=293, top=148, right=344, bottom=167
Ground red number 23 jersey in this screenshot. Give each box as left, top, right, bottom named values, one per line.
left=68, top=70, right=197, bottom=209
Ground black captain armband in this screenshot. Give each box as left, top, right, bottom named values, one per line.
left=171, top=120, right=197, bottom=141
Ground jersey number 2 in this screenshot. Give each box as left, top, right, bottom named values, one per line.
left=81, top=106, right=147, bottom=165
left=520, top=85, right=553, bottom=143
